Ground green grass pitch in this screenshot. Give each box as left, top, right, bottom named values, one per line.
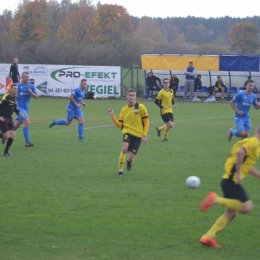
left=1, top=97, right=260, bottom=260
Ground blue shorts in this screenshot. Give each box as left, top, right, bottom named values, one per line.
left=234, top=118, right=250, bottom=133
left=15, top=108, right=29, bottom=123
left=66, top=108, right=83, bottom=122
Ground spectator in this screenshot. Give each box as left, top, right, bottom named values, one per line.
left=183, top=61, right=197, bottom=102
left=169, top=73, right=179, bottom=98
left=205, top=76, right=227, bottom=102
left=9, top=58, right=20, bottom=84
left=144, top=72, right=162, bottom=100
left=193, top=74, right=202, bottom=101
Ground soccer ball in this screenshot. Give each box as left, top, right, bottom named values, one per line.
left=185, top=176, right=201, bottom=189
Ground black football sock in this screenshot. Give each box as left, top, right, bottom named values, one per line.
left=4, top=138, right=14, bottom=154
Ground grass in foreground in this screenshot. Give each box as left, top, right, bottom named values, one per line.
left=1, top=97, right=260, bottom=260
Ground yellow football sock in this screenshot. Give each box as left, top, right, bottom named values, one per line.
left=203, top=214, right=229, bottom=239
left=118, top=152, right=126, bottom=171
left=163, top=127, right=169, bottom=139
left=158, top=125, right=166, bottom=131
left=216, top=197, right=243, bottom=212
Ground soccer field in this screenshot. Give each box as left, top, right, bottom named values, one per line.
left=1, top=97, right=260, bottom=260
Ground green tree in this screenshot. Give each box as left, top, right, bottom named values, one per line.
left=229, top=21, right=260, bottom=53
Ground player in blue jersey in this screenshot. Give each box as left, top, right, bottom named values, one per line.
left=49, top=79, right=88, bottom=142
left=14, top=72, right=39, bottom=147
left=228, top=80, right=260, bottom=141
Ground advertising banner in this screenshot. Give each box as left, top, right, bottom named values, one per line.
left=0, top=64, right=121, bottom=97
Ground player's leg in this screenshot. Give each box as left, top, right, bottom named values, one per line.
left=229, top=118, right=246, bottom=140
left=22, top=117, right=34, bottom=147
left=49, top=109, right=72, bottom=128
left=242, top=120, right=250, bottom=139
left=200, top=208, right=234, bottom=248
left=76, top=109, right=86, bottom=141
left=200, top=178, right=250, bottom=212
left=118, top=135, right=130, bottom=177
left=126, top=136, right=141, bottom=171
left=162, top=114, right=173, bottom=141
left=3, top=129, right=15, bottom=156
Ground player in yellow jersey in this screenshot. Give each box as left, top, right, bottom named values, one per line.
left=155, top=78, right=177, bottom=141
left=199, top=124, right=260, bottom=248
left=108, top=89, right=149, bottom=177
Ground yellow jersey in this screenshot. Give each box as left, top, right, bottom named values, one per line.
left=119, top=103, right=148, bottom=138
left=156, top=89, right=174, bottom=115
left=222, top=137, right=260, bottom=182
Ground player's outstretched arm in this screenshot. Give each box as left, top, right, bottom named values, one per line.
left=108, top=108, right=122, bottom=128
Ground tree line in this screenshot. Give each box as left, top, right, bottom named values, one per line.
left=0, top=0, right=259, bottom=67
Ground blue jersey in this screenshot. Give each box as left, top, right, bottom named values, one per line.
left=232, top=90, right=257, bottom=119
left=67, top=87, right=85, bottom=110
left=17, top=82, right=38, bottom=111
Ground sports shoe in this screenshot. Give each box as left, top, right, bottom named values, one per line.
left=25, top=142, right=34, bottom=147
left=2, top=138, right=6, bottom=145
left=200, top=192, right=217, bottom=212
left=49, top=120, right=55, bottom=128
left=156, top=127, right=161, bottom=137
left=200, top=237, right=222, bottom=248
left=78, top=138, right=88, bottom=142
left=228, top=129, right=233, bottom=142
left=148, top=98, right=152, bottom=101
left=118, top=171, right=123, bottom=177
left=2, top=152, right=12, bottom=157
left=162, top=139, right=169, bottom=141
left=127, top=160, right=132, bottom=171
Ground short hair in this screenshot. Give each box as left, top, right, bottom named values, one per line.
left=81, top=79, right=87, bottom=84
left=127, top=89, right=136, bottom=94
left=10, top=83, right=17, bottom=88
left=22, top=71, right=29, bottom=77
left=247, top=79, right=255, bottom=85
left=163, top=78, right=170, bottom=83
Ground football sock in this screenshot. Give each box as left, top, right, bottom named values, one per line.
left=4, top=138, right=14, bottom=153
left=216, top=197, right=243, bottom=211
left=231, top=129, right=242, bottom=137
left=55, top=119, right=66, bottom=125
left=203, top=214, right=229, bottom=239
left=23, top=126, right=30, bottom=143
left=78, top=123, right=84, bottom=139
left=158, top=125, right=166, bottom=131
left=163, top=127, right=169, bottom=139
left=118, top=152, right=126, bottom=171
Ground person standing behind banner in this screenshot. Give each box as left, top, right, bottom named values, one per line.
left=9, top=58, right=20, bottom=84
left=183, top=61, right=197, bottom=102
left=169, top=74, right=179, bottom=98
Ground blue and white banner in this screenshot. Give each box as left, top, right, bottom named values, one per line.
left=0, top=64, right=121, bottom=98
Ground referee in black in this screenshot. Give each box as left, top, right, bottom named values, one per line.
left=0, top=84, right=23, bottom=156
left=9, top=58, right=20, bottom=83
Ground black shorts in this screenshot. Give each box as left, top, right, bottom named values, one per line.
left=161, top=113, right=173, bottom=123
left=221, top=178, right=249, bottom=202
left=122, top=133, right=141, bottom=155
left=0, top=118, right=15, bottom=133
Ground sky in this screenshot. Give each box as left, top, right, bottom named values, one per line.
left=0, top=0, right=259, bottom=19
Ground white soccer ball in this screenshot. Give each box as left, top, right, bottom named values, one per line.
left=186, top=176, right=201, bottom=189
